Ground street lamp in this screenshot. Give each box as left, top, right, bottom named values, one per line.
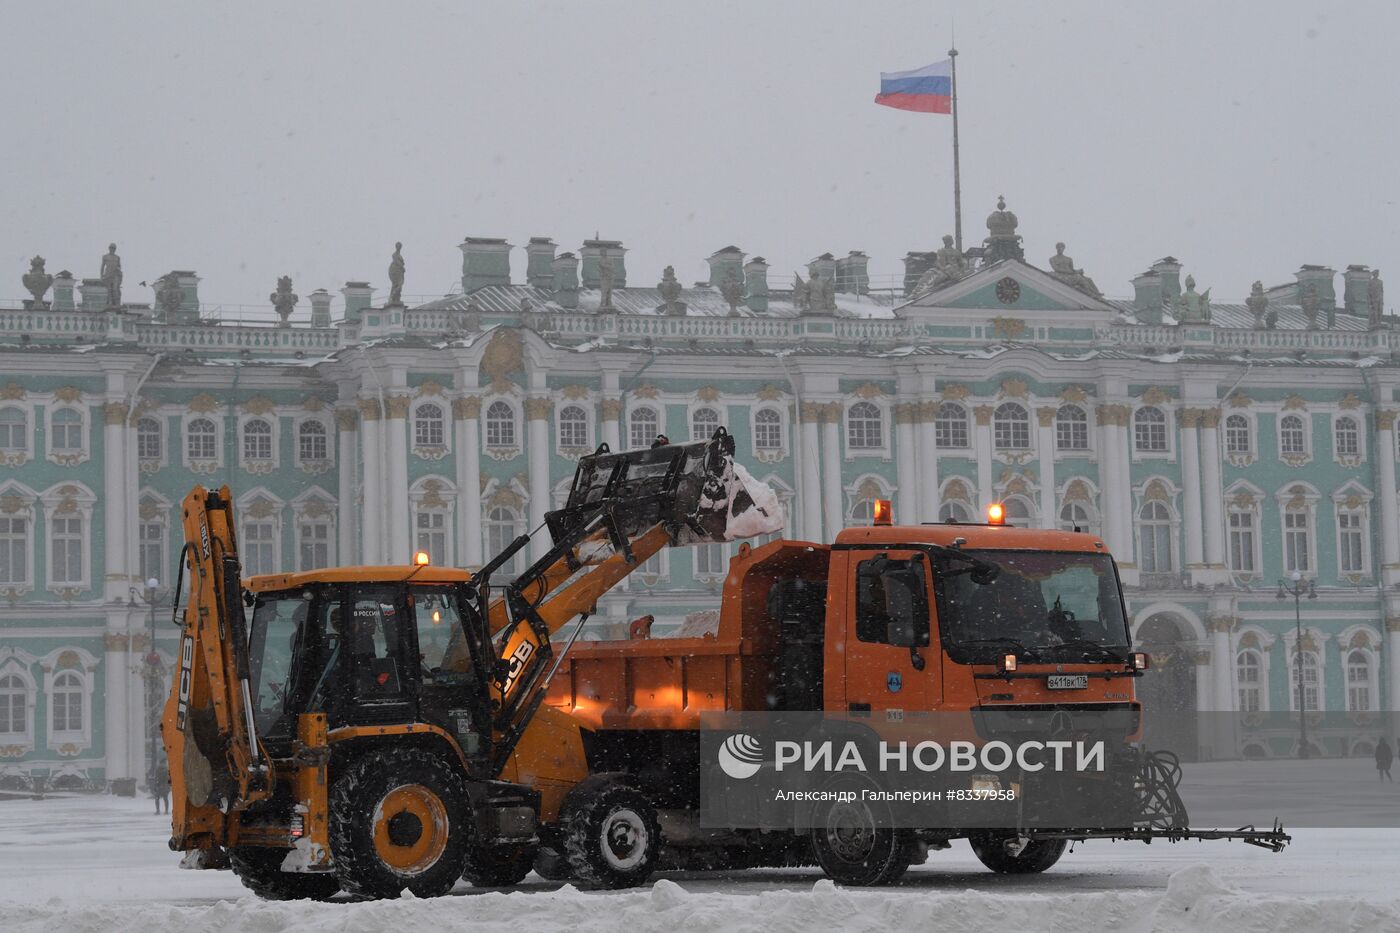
left=1276, top=570, right=1318, bottom=759
left=143, top=577, right=160, bottom=788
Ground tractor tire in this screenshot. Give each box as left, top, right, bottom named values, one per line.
left=328, top=748, right=474, bottom=900
left=809, top=794, right=913, bottom=886
left=561, top=779, right=661, bottom=889
left=228, top=847, right=340, bottom=901
left=532, top=846, right=573, bottom=882
left=968, top=834, right=1068, bottom=874
left=462, top=843, right=535, bottom=887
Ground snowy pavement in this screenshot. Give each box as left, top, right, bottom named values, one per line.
left=1, top=794, right=1398, bottom=932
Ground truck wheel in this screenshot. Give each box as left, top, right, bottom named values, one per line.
left=228, top=847, right=340, bottom=901
left=463, top=844, right=535, bottom=887
left=561, top=780, right=661, bottom=889
left=329, top=748, right=474, bottom=899
left=809, top=795, right=913, bottom=886
left=533, top=846, right=573, bottom=881
left=968, top=833, right=1067, bottom=874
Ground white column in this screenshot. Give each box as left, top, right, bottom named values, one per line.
left=820, top=403, right=844, bottom=539
left=102, top=402, right=129, bottom=601
left=526, top=397, right=552, bottom=562
left=1377, top=411, right=1400, bottom=571
left=103, top=620, right=129, bottom=783
left=1211, top=616, right=1234, bottom=711
left=799, top=404, right=823, bottom=540
left=336, top=408, right=358, bottom=564
left=456, top=397, right=483, bottom=568
left=1180, top=408, right=1205, bottom=567
left=1199, top=409, right=1226, bottom=567
left=1036, top=406, right=1057, bottom=529
left=384, top=395, right=411, bottom=563
left=1098, top=404, right=1133, bottom=561
left=601, top=399, right=621, bottom=452
left=359, top=401, right=383, bottom=564
left=1386, top=613, right=1400, bottom=713
left=894, top=404, right=919, bottom=524
left=916, top=402, right=940, bottom=523
left=973, top=405, right=994, bottom=510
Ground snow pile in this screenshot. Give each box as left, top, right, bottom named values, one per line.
left=723, top=461, right=784, bottom=541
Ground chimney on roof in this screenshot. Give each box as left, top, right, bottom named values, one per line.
left=79, top=279, right=108, bottom=311
left=902, top=251, right=937, bottom=296
left=1343, top=264, right=1371, bottom=318
left=525, top=237, right=556, bottom=289
left=835, top=251, right=869, bottom=295
left=806, top=253, right=837, bottom=288
left=309, top=289, right=332, bottom=328
left=551, top=252, right=579, bottom=309
left=1150, top=257, right=1182, bottom=305
left=1132, top=269, right=1164, bottom=324
left=580, top=239, right=626, bottom=288
left=459, top=237, right=513, bottom=293
left=1295, top=265, right=1336, bottom=312
left=706, top=246, right=745, bottom=288
left=52, top=270, right=75, bottom=310
left=341, top=281, right=374, bottom=318
left=744, top=257, right=769, bottom=313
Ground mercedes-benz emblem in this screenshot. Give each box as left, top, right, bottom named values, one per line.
left=1048, top=710, right=1074, bottom=737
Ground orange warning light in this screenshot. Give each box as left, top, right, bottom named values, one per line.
left=873, top=499, right=893, bottom=526
left=414, top=551, right=431, bottom=566
left=987, top=503, right=1005, bottom=525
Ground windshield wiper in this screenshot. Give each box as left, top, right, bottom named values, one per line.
left=959, top=637, right=1037, bottom=660
left=1035, top=638, right=1123, bottom=662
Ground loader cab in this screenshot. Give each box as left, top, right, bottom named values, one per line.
left=244, top=568, right=494, bottom=765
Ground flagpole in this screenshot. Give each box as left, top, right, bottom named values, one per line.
left=949, top=44, right=962, bottom=253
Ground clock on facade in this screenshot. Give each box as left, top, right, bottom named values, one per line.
left=996, top=277, right=1021, bottom=304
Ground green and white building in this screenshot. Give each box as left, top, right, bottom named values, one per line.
left=1, top=200, right=1397, bottom=789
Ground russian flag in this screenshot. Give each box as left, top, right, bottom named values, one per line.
left=875, top=60, right=952, bottom=114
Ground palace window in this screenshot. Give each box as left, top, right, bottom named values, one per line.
left=1137, top=501, right=1174, bottom=572
left=1338, top=509, right=1367, bottom=574
left=297, top=518, right=332, bottom=571
left=695, top=542, right=727, bottom=578
left=0, top=516, right=27, bottom=585
left=1279, top=415, right=1307, bottom=457
left=1334, top=416, right=1360, bottom=458
left=1237, top=649, right=1264, bottom=713
left=242, top=418, right=273, bottom=462
left=691, top=406, right=721, bottom=442
left=0, top=673, right=26, bottom=736
left=848, top=497, right=877, bottom=527
left=415, top=403, right=447, bottom=449
left=139, top=520, right=165, bottom=586
left=49, top=515, right=83, bottom=585
left=939, top=500, right=973, bottom=523
left=51, top=408, right=83, bottom=452
left=0, top=407, right=25, bottom=453
left=187, top=418, right=217, bottom=461
left=484, top=401, right=516, bottom=449
left=1347, top=649, right=1375, bottom=712
left=1225, top=414, right=1252, bottom=456
left=1058, top=501, right=1097, bottom=535
left=934, top=402, right=969, bottom=449
left=137, top=417, right=162, bottom=462
left=1284, top=509, right=1311, bottom=574
left=629, top=406, right=660, bottom=449
left=754, top=408, right=783, bottom=451
left=1055, top=405, right=1088, bottom=451
left=50, top=670, right=84, bottom=736
left=846, top=401, right=883, bottom=450
left=242, top=520, right=277, bottom=576
left=557, top=405, right=589, bottom=449
left=484, top=506, right=524, bottom=575
left=1291, top=650, right=1321, bottom=712
left=298, top=420, right=328, bottom=463
left=993, top=403, right=1030, bottom=450
left=1228, top=509, right=1258, bottom=573
left=1002, top=497, right=1033, bottom=528
left=1133, top=406, right=1168, bottom=452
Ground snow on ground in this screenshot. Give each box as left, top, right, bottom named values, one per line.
left=2, top=794, right=1398, bottom=932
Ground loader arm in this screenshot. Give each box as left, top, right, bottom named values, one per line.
left=162, top=485, right=272, bottom=851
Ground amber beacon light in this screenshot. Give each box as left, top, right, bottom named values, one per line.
left=986, top=502, right=1005, bottom=525
left=873, top=499, right=893, bottom=526
left=414, top=550, right=431, bottom=566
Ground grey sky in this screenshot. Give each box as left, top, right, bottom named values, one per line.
left=3, top=0, right=1397, bottom=317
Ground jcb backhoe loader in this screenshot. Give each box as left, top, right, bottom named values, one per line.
left=161, top=428, right=776, bottom=900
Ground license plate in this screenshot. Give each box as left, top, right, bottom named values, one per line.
left=1047, top=674, right=1088, bottom=690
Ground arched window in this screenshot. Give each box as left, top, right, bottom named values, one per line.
left=691, top=406, right=721, bottom=441
left=137, top=417, right=162, bottom=461
left=1133, top=406, right=1167, bottom=452
left=1237, top=649, right=1264, bottom=712
left=1291, top=650, right=1321, bottom=712
left=1335, top=416, right=1360, bottom=458
left=298, top=420, right=328, bottom=463
left=1279, top=415, right=1307, bottom=456
left=1138, top=500, right=1174, bottom=572
left=485, top=505, right=524, bottom=575
left=557, top=405, right=589, bottom=449
left=1002, top=497, right=1033, bottom=528
left=1058, top=501, right=1094, bottom=533
left=1347, top=649, right=1374, bottom=712
left=847, top=402, right=883, bottom=450
left=939, top=501, right=972, bottom=522
left=629, top=406, right=659, bottom=449
left=1224, top=415, right=1252, bottom=455
left=415, top=403, right=446, bottom=449
left=0, top=673, right=26, bottom=735
left=51, top=670, right=83, bottom=735
left=934, top=403, right=969, bottom=449
left=848, top=497, right=877, bottom=527
left=483, top=401, right=515, bottom=449
left=51, top=408, right=82, bottom=451
left=242, top=418, right=273, bottom=462
left=0, top=407, right=25, bottom=453
left=1055, top=405, right=1088, bottom=451
left=187, top=418, right=217, bottom=461
left=754, top=408, right=783, bottom=450
left=993, top=403, right=1030, bottom=450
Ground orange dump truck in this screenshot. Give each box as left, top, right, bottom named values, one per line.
left=543, top=518, right=1288, bottom=885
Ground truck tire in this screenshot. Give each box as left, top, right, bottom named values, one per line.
left=228, top=847, right=340, bottom=901
left=968, top=833, right=1067, bottom=874
left=463, top=843, right=535, bottom=887
left=561, top=780, right=661, bottom=889
left=329, top=748, right=474, bottom=899
left=532, top=846, right=573, bottom=881
left=809, top=794, right=913, bottom=886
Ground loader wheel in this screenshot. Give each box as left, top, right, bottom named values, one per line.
left=329, top=748, right=474, bottom=899
left=809, top=791, right=913, bottom=886
left=561, top=779, right=661, bottom=889
left=532, top=846, right=573, bottom=882
left=228, top=847, right=340, bottom=901
left=968, top=833, right=1067, bottom=874
left=462, top=843, right=535, bottom=887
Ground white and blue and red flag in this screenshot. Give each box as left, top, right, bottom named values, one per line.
left=875, top=60, right=952, bottom=114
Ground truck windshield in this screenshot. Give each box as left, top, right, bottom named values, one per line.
left=248, top=591, right=315, bottom=735
left=934, top=550, right=1129, bottom=664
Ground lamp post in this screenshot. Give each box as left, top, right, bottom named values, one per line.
left=1276, top=570, right=1318, bottom=759
left=143, top=576, right=160, bottom=787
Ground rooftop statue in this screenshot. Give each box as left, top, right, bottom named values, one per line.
left=388, top=242, right=405, bottom=306
left=270, top=275, right=299, bottom=327
left=914, top=234, right=970, bottom=293
left=22, top=256, right=53, bottom=308
left=1048, top=242, right=1102, bottom=298
left=598, top=250, right=615, bottom=310
left=1370, top=269, right=1385, bottom=328
left=1176, top=274, right=1211, bottom=323
left=792, top=273, right=810, bottom=311
left=100, top=243, right=122, bottom=307
left=1245, top=280, right=1269, bottom=329
left=657, top=265, right=685, bottom=315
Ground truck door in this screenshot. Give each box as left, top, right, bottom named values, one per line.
left=840, top=550, right=932, bottom=715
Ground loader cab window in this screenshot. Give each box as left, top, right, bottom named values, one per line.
left=854, top=555, right=930, bottom=647
left=410, top=586, right=472, bottom=685
left=249, top=591, right=315, bottom=735
left=343, top=592, right=406, bottom=699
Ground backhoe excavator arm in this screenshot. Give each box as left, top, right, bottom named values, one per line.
left=162, top=485, right=272, bottom=851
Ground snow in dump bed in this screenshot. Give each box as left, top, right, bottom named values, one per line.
left=3, top=795, right=1400, bottom=932
left=723, top=461, right=784, bottom=541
